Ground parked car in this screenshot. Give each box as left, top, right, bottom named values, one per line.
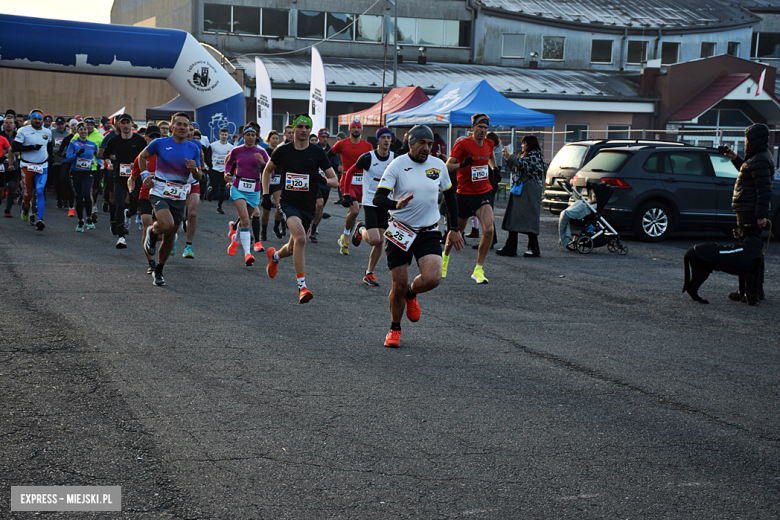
left=570, top=145, right=780, bottom=241
left=543, top=139, right=689, bottom=214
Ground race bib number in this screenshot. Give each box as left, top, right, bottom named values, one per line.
left=119, top=163, right=132, bottom=177
left=471, top=165, right=489, bottom=182
left=214, top=155, right=226, bottom=168
left=352, top=174, right=363, bottom=186
left=237, top=178, right=257, bottom=193
left=152, top=180, right=189, bottom=201
left=26, top=164, right=43, bottom=174
left=54, top=138, right=63, bottom=148
left=270, top=173, right=281, bottom=185
left=285, top=173, right=309, bottom=191
left=76, top=158, right=92, bottom=170
left=384, top=220, right=417, bottom=252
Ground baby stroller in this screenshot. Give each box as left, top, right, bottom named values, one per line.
left=557, top=179, right=628, bottom=255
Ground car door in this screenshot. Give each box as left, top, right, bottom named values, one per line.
left=661, top=151, right=718, bottom=226
left=706, top=152, right=739, bottom=227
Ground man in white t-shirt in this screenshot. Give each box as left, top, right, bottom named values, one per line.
left=13, top=110, right=53, bottom=230
left=209, top=127, right=234, bottom=213
left=372, top=125, right=464, bottom=348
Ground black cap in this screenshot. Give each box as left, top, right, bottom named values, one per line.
left=145, top=125, right=162, bottom=138
left=101, top=117, right=110, bottom=125
left=117, top=113, right=133, bottom=122
left=55, top=116, right=66, bottom=124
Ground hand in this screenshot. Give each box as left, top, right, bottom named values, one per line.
left=722, top=145, right=738, bottom=160
left=107, top=161, right=114, bottom=171
left=185, top=159, right=198, bottom=171
left=224, top=173, right=233, bottom=183
left=460, top=156, right=474, bottom=168
left=341, top=194, right=352, bottom=208
left=33, top=144, right=43, bottom=151
left=395, top=192, right=414, bottom=209
left=261, top=194, right=273, bottom=211
left=143, top=176, right=155, bottom=188
left=75, top=148, right=85, bottom=156
left=253, top=153, right=265, bottom=165
left=758, top=218, right=767, bottom=228
left=446, top=229, right=465, bottom=252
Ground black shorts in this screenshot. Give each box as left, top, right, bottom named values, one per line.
left=268, top=181, right=283, bottom=194
left=279, top=202, right=315, bottom=233
left=364, top=206, right=388, bottom=230
left=317, top=186, right=331, bottom=203
left=103, top=171, right=114, bottom=196
left=149, top=194, right=186, bottom=226
left=138, top=198, right=153, bottom=216
left=386, top=230, right=442, bottom=271
left=457, top=192, right=492, bottom=219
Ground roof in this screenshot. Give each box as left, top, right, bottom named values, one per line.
left=338, top=87, right=429, bottom=126
left=478, top=0, right=760, bottom=30
left=238, top=56, right=645, bottom=102
left=668, top=73, right=750, bottom=121
left=146, top=95, right=194, bottom=120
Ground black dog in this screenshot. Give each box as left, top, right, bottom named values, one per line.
left=682, top=237, right=764, bottom=305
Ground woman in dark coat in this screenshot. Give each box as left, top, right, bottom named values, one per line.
left=497, top=135, right=546, bottom=257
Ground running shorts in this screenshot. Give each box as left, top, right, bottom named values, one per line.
left=386, top=230, right=442, bottom=271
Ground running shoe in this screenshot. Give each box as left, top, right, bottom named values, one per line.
left=35, top=220, right=45, bottom=231
left=245, top=253, right=255, bottom=267
left=228, top=221, right=237, bottom=241
left=4, top=210, right=12, bottom=218
left=260, top=231, right=268, bottom=242
left=299, top=287, right=313, bottom=304
left=266, top=247, right=278, bottom=278
left=471, top=265, right=488, bottom=284
left=152, top=270, right=165, bottom=286
left=384, top=330, right=401, bottom=348
left=29, top=213, right=36, bottom=225
left=441, top=253, right=449, bottom=278
left=352, top=222, right=365, bottom=247
left=309, top=231, right=318, bottom=243
left=363, top=273, right=380, bottom=287
left=67, top=208, right=75, bottom=217
left=91, top=212, right=98, bottom=223
left=116, top=236, right=127, bottom=249
left=405, top=296, right=421, bottom=322
left=216, top=207, right=225, bottom=214
left=227, top=235, right=239, bottom=256
left=102, top=201, right=109, bottom=213
left=85, top=220, right=95, bottom=230
left=147, top=260, right=156, bottom=275
left=253, top=241, right=265, bottom=253
left=183, top=244, right=194, bottom=259
left=273, top=225, right=283, bottom=239
left=21, top=206, right=29, bottom=222
left=144, top=226, right=157, bottom=256
left=76, top=221, right=85, bottom=233
left=338, top=235, right=349, bottom=255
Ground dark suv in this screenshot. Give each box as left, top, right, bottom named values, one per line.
left=543, top=139, right=688, bottom=214
left=571, top=145, right=780, bottom=241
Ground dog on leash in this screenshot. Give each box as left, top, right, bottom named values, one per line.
left=682, top=236, right=764, bottom=305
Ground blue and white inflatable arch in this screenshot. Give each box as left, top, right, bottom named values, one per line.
left=0, top=14, right=244, bottom=141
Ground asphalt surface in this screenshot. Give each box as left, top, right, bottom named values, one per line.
left=1, top=195, right=779, bottom=519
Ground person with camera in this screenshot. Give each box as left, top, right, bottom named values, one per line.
left=720, top=123, right=774, bottom=302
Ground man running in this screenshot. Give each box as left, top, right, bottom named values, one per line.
left=129, top=125, right=162, bottom=274
left=209, top=127, right=234, bottom=214
left=442, top=113, right=496, bottom=284
left=13, top=110, right=52, bottom=230
left=2, top=113, right=18, bottom=218
left=138, top=112, right=201, bottom=286
left=328, top=120, right=373, bottom=254
left=261, top=114, right=338, bottom=303
left=181, top=123, right=206, bottom=259
left=309, top=128, right=336, bottom=243
left=372, top=125, right=463, bottom=348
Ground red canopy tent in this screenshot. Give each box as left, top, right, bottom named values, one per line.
left=338, top=86, right=429, bottom=126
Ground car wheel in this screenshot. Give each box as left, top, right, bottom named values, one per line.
left=632, top=201, right=674, bottom=242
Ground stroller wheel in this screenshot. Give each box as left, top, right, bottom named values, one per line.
left=617, top=242, right=629, bottom=255
left=607, top=238, right=619, bottom=252
left=566, top=236, right=578, bottom=251
left=575, top=236, right=594, bottom=254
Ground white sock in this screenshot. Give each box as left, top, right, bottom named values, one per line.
left=272, top=251, right=280, bottom=262
left=297, top=275, right=306, bottom=289
left=343, top=228, right=351, bottom=236
left=239, top=229, right=251, bottom=256
left=471, top=216, right=479, bottom=230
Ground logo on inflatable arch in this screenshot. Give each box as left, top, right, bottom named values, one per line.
left=187, top=61, right=220, bottom=92
left=208, top=113, right=237, bottom=142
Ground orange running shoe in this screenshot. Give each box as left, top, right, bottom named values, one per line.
left=266, top=247, right=278, bottom=278
left=405, top=297, right=421, bottom=322
left=299, top=287, right=313, bottom=304
left=227, top=234, right=239, bottom=256
left=384, top=330, right=401, bottom=348
left=253, top=241, right=265, bottom=253
left=228, top=221, right=236, bottom=241
left=67, top=208, right=75, bottom=217
left=245, top=253, right=255, bottom=266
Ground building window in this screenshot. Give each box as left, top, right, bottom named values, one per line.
left=387, top=18, right=469, bottom=47
left=356, top=15, right=383, bottom=43
left=232, top=6, right=260, bottom=35
left=661, top=42, right=680, bottom=65
left=752, top=32, right=780, bottom=58
left=701, top=42, right=716, bottom=58
left=591, top=40, right=613, bottom=63
left=298, top=11, right=325, bottom=39
left=502, top=34, right=526, bottom=58
left=542, top=36, right=565, bottom=61
left=204, top=3, right=231, bottom=32
left=565, top=124, right=588, bottom=142
left=394, top=17, right=417, bottom=44
left=417, top=18, right=444, bottom=46
left=443, top=20, right=460, bottom=47
left=627, top=41, right=648, bottom=64
left=607, top=125, right=631, bottom=139
left=727, top=41, right=740, bottom=57
left=262, top=9, right=289, bottom=38
left=327, top=13, right=354, bottom=40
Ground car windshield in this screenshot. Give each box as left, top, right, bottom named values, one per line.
left=548, top=144, right=588, bottom=170
left=582, top=151, right=631, bottom=173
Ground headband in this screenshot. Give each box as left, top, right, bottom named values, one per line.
left=293, top=115, right=313, bottom=128
left=376, top=127, right=393, bottom=140
left=242, top=126, right=257, bottom=135
left=30, top=112, right=43, bottom=120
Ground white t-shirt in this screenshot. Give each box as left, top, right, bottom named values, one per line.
left=211, top=141, right=234, bottom=173
left=377, top=154, right=451, bottom=229
left=15, top=125, right=53, bottom=167
left=362, top=151, right=394, bottom=208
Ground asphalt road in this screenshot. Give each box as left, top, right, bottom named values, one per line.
left=1, top=197, right=778, bottom=519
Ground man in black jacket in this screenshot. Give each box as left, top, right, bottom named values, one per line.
left=723, top=123, right=774, bottom=301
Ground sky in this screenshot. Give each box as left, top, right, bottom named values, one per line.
left=1, top=0, right=113, bottom=24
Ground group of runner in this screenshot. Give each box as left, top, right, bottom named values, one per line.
left=2, top=108, right=500, bottom=348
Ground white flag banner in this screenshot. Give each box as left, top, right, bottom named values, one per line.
left=254, top=57, right=273, bottom=137
left=309, top=47, right=327, bottom=132
left=109, top=106, right=126, bottom=121
left=756, top=69, right=766, bottom=97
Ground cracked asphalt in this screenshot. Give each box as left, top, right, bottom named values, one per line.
left=1, top=197, right=779, bottom=519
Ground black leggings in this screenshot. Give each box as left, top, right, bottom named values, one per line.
left=70, top=170, right=94, bottom=221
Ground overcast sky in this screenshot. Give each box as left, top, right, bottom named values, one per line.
left=1, top=0, right=113, bottom=24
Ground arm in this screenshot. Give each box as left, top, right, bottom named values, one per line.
left=261, top=158, right=276, bottom=196
left=224, top=149, right=236, bottom=182
left=753, top=157, right=774, bottom=221
left=322, top=167, right=339, bottom=189
left=441, top=185, right=464, bottom=251
left=65, top=142, right=78, bottom=164
left=12, top=141, right=40, bottom=153
left=445, top=156, right=461, bottom=174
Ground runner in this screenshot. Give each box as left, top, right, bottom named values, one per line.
left=271, top=125, right=294, bottom=239
left=328, top=120, right=373, bottom=255
left=101, top=113, right=147, bottom=249
left=138, top=112, right=201, bottom=286
left=442, top=113, right=496, bottom=284
left=372, top=125, right=463, bottom=348
left=261, top=114, right=338, bottom=303
left=129, top=125, right=162, bottom=274
left=346, top=127, right=395, bottom=286
left=309, top=128, right=336, bottom=243
left=224, top=127, right=269, bottom=266
left=181, top=123, right=206, bottom=259
left=0, top=130, right=12, bottom=218
left=65, top=121, right=98, bottom=232
left=259, top=130, right=282, bottom=240
left=1, top=113, right=18, bottom=218
left=49, top=116, right=71, bottom=212
left=209, top=127, right=234, bottom=214
left=13, top=110, right=53, bottom=230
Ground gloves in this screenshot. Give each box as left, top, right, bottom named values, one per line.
left=341, top=194, right=352, bottom=208
left=460, top=156, right=474, bottom=169
left=261, top=194, right=273, bottom=210
left=76, top=148, right=85, bottom=156
left=33, top=144, right=43, bottom=151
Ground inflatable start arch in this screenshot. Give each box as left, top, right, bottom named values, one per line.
left=0, top=14, right=244, bottom=141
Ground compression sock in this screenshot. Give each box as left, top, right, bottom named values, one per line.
left=239, top=229, right=251, bottom=256
left=262, top=223, right=268, bottom=235
left=251, top=216, right=260, bottom=242
left=296, top=273, right=306, bottom=290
